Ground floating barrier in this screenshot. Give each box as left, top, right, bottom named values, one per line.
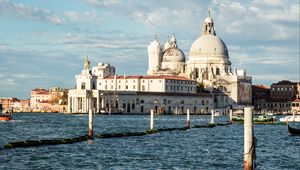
left=3, top=122, right=233, bottom=149
left=234, top=121, right=286, bottom=125
left=4, top=135, right=89, bottom=149
left=96, top=127, right=189, bottom=139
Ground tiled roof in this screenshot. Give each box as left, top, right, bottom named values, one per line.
left=292, top=98, right=300, bottom=102
left=252, top=85, right=269, bottom=90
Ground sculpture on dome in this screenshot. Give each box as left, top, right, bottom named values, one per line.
left=83, top=56, right=90, bottom=70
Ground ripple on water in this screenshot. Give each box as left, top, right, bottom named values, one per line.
left=1, top=113, right=300, bottom=169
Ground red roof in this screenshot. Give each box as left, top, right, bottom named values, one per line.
left=292, top=98, right=300, bottom=102
left=105, top=75, right=192, bottom=81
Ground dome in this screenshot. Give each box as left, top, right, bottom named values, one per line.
left=189, top=34, right=228, bottom=57
left=162, top=47, right=185, bottom=62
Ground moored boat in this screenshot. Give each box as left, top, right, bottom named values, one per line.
left=279, top=115, right=300, bottom=123
left=232, top=114, right=275, bottom=123
left=288, top=124, right=300, bottom=135
left=0, top=113, right=12, bottom=121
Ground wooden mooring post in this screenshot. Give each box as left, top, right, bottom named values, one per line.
left=88, top=95, right=93, bottom=139
left=186, top=109, right=190, bottom=129
left=150, top=109, right=154, bottom=130
left=88, top=109, right=93, bottom=139
left=244, top=106, right=255, bottom=170
left=210, top=109, right=215, bottom=124
left=229, top=109, right=233, bottom=123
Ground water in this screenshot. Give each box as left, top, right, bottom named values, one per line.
left=0, top=113, right=299, bottom=169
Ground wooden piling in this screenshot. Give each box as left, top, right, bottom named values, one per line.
left=88, top=109, right=93, bottom=139
left=186, top=109, right=190, bottom=129
left=229, top=109, right=233, bottom=123
left=210, top=109, right=215, bottom=124
left=150, top=109, right=154, bottom=130
left=244, top=106, right=254, bottom=170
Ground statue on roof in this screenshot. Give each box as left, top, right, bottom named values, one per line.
left=83, top=55, right=90, bottom=70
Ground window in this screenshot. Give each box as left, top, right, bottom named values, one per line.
left=81, top=82, right=86, bottom=89
left=216, top=68, right=220, bottom=75
left=133, top=85, right=136, bottom=89
left=126, top=86, right=128, bottom=89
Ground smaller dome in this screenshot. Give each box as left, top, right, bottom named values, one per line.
left=162, top=47, right=185, bottom=62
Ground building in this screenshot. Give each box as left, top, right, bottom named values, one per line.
left=30, top=87, right=67, bottom=112
left=147, top=12, right=252, bottom=108
left=291, top=98, right=300, bottom=114
left=30, top=88, right=51, bottom=108
left=0, top=97, right=18, bottom=109
left=269, top=80, right=297, bottom=100
left=252, top=85, right=270, bottom=113
left=253, top=81, right=299, bottom=114
left=68, top=59, right=213, bottom=114
left=68, top=12, right=252, bottom=114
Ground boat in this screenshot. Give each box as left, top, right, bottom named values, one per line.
left=0, top=112, right=12, bottom=121
left=0, top=107, right=13, bottom=121
left=254, top=114, right=276, bottom=123
left=279, top=115, right=300, bottom=122
left=288, top=124, right=300, bottom=135
left=100, top=107, right=124, bottom=115
left=232, top=114, right=275, bottom=123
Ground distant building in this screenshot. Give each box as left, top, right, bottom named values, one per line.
left=68, top=11, right=252, bottom=114
left=0, top=97, right=18, bottom=109
left=12, top=99, right=30, bottom=112
left=270, top=80, right=297, bottom=100
left=30, top=87, right=67, bottom=112
left=253, top=80, right=299, bottom=113
left=30, top=88, right=50, bottom=108
left=68, top=61, right=213, bottom=114
left=291, top=98, right=300, bottom=114
left=252, top=85, right=270, bottom=112
left=147, top=12, right=252, bottom=107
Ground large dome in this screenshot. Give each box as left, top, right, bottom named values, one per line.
left=163, top=47, right=185, bottom=62
left=189, top=34, right=228, bottom=57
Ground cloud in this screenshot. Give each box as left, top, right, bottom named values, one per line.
left=83, top=0, right=122, bottom=7
left=64, top=10, right=99, bottom=22
left=0, top=0, right=63, bottom=25
left=211, top=0, right=299, bottom=40
left=131, top=8, right=197, bottom=28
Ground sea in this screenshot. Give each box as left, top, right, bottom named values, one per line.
left=0, top=113, right=299, bottom=169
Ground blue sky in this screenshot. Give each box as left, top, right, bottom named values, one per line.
left=0, top=0, right=299, bottom=99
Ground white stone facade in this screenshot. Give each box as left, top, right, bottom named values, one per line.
left=68, top=12, right=252, bottom=114
left=147, top=12, right=252, bottom=107
left=67, top=62, right=209, bottom=114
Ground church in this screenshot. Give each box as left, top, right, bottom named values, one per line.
left=67, top=12, right=252, bottom=114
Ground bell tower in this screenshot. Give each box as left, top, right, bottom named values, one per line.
left=147, top=35, right=163, bottom=75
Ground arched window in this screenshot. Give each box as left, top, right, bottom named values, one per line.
left=195, top=68, right=199, bottom=78
left=216, top=68, right=220, bottom=75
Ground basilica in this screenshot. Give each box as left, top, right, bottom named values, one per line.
left=67, top=12, right=252, bottom=114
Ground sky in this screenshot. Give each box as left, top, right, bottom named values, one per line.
left=0, top=0, right=299, bottom=99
